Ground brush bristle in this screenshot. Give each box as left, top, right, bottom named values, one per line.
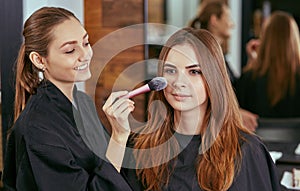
left=148, top=77, right=167, bottom=91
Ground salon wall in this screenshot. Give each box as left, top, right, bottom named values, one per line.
left=166, top=0, right=199, bottom=27
left=84, top=0, right=146, bottom=132
left=23, top=0, right=84, bottom=22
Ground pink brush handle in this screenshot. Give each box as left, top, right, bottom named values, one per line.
left=122, top=84, right=150, bottom=99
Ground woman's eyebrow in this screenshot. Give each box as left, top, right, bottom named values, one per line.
left=60, top=40, right=77, bottom=48
left=185, top=64, right=200, bottom=69
left=83, top=33, right=88, bottom=39
left=164, top=63, right=176, bottom=68
left=60, top=33, right=89, bottom=48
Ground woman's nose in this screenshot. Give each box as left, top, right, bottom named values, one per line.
left=171, top=72, right=188, bottom=88
left=78, top=46, right=93, bottom=62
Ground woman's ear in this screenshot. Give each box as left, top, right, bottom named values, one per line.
left=210, top=14, right=218, bottom=27
left=29, top=52, right=46, bottom=71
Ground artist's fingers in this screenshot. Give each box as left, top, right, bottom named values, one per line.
left=108, top=99, right=135, bottom=119
left=103, top=91, right=135, bottom=125
left=106, top=99, right=135, bottom=134
left=102, top=91, right=128, bottom=111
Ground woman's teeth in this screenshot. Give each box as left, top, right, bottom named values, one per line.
left=74, top=63, right=88, bottom=71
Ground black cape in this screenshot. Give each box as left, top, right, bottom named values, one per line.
left=121, top=132, right=281, bottom=191
left=235, top=70, right=300, bottom=117
left=2, top=81, right=132, bottom=191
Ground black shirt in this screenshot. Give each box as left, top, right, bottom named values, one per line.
left=2, top=81, right=132, bottom=191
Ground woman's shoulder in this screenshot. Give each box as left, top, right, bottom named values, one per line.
left=17, top=93, right=59, bottom=124
left=232, top=132, right=281, bottom=190
left=239, top=131, right=266, bottom=152
left=12, top=92, right=71, bottom=140
left=238, top=131, right=275, bottom=167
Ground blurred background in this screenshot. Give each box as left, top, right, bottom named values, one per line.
left=1, top=0, right=300, bottom=187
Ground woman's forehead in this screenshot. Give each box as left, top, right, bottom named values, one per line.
left=166, top=44, right=198, bottom=63
left=51, top=18, right=86, bottom=47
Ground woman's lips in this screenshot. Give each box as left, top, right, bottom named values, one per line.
left=172, top=93, right=191, bottom=101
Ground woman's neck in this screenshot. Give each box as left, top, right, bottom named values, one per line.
left=174, top=108, right=205, bottom=135
left=51, top=81, right=75, bottom=102
left=208, top=26, right=224, bottom=46
left=213, top=34, right=224, bottom=46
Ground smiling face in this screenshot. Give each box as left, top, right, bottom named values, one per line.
left=43, top=17, right=93, bottom=87
left=163, top=44, right=208, bottom=113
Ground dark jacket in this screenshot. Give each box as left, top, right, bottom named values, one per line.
left=2, top=81, right=132, bottom=191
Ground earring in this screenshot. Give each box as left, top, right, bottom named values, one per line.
left=38, top=64, right=45, bottom=82
left=38, top=71, right=44, bottom=82
left=39, top=64, right=46, bottom=71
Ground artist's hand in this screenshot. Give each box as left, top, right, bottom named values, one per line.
left=239, top=108, right=259, bottom=132
left=102, top=91, right=135, bottom=144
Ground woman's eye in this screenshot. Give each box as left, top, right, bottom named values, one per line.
left=84, top=42, right=90, bottom=46
left=163, top=68, right=176, bottom=74
left=189, top=69, right=202, bottom=75
left=65, top=49, right=75, bottom=54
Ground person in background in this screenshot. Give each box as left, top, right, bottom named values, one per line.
left=2, top=7, right=133, bottom=190
left=189, top=0, right=259, bottom=131
left=103, top=28, right=281, bottom=191
left=189, top=0, right=235, bottom=83
left=236, top=11, right=300, bottom=118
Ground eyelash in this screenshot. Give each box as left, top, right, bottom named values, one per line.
left=66, top=49, right=75, bottom=54
left=65, top=42, right=90, bottom=54
left=189, top=69, right=202, bottom=75
left=163, top=68, right=176, bottom=74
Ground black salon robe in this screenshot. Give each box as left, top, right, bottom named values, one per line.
left=235, top=70, right=300, bottom=117
left=2, top=81, right=132, bottom=191
left=122, top=132, right=281, bottom=191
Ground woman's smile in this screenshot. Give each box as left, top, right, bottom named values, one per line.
left=74, top=63, right=89, bottom=71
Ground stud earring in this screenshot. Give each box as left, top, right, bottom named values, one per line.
left=40, top=64, right=46, bottom=71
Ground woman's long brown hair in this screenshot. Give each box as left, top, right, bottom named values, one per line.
left=245, top=11, right=300, bottom=106
left=133, top=28, right=251, bottom=191
left=14, top=7, right=78, bottom=121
